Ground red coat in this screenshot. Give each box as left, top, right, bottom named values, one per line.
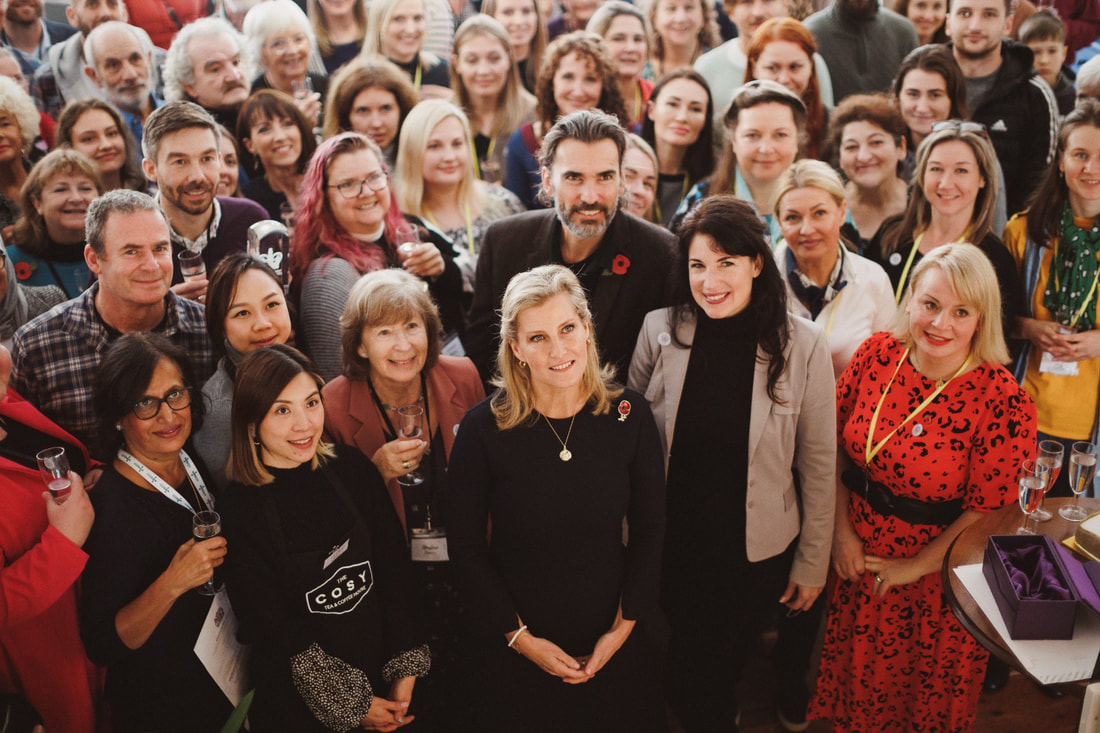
left=123, top=0, right=209, bottom=49
left=322, top=356, right=485, bottom=534
left=0, top=389, right=100, bottom=733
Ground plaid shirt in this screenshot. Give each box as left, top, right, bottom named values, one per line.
left=10, top=282, right=215, bottom=447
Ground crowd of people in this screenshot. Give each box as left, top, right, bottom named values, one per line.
left=0, top=0, right=1098, bottom=731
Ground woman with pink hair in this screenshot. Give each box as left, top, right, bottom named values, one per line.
left=290, top=132, right=462, bottom=379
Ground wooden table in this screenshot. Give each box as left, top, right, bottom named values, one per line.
left=942, top=496, right=1100, bottom=684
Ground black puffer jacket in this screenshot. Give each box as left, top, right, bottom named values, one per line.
left=952, top=40, right=1059, bottom=218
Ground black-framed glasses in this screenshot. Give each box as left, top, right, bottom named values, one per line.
left=931, top=120, right=988, bottom=136
left=328, top=171, right=388, bottom=199
left=131, top=387, right=192, bottom=420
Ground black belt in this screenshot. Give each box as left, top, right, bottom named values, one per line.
left=841, top=467, right=964, bottom=526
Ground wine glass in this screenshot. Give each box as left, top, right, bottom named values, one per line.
left=1017, top=458, right=1044, bottom=535
left=193, top=510, right=225, bottom=596
left=397, top=405, right=425, bottom=486
left=395, top=229, right=421, bottom=262
left=36, top=446, right=71, bottom=503
left=1059, top=442, right=1097, bottom=522
left=1032, top=440, right=1064, bottom=522
left=178, top=250, right=206, bottom=284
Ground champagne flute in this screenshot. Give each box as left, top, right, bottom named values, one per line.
left=193, top=510, right=225, bottom=596
left=1059, top=442, right=1097, bottom=522
left=1017, top=458, right=1044, bottom=535
left=1032, top=440, right=1064, bottom=522
left=36, top=446, right=71, bottom=503
left=397, top=405, right=425, bottom=486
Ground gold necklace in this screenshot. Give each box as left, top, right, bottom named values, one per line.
left=543, top=412, right=577, bottom=462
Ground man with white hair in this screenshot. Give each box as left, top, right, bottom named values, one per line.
left=30, top=0, right=165, bottom=120
left=84, top=20, right=162, bottom=156
left=1078, top=55, right=1100, bottom=105
left=163, top=16, right=252, bottom=131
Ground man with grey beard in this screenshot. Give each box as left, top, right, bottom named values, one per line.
left=466, top=109, right=677, bottom=385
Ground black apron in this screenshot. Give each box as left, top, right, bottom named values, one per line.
left=249, top=468, right=388, bottom=732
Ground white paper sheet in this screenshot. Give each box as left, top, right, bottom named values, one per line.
left=954, top=563, right=1100, bottom=684
left=194, top=590, right=251, bottom=706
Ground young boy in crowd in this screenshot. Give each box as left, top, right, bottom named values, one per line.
left=1021, top=9, right=1076, bottom=116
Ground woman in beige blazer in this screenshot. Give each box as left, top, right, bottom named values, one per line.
left=628, top=195, right=836, bottom=732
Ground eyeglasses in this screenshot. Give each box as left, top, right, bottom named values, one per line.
left=328, top=171, right=388, bottom=199
left=131, top=387, right=192, bottom=420
left=931, top=120, right=988, bottom=136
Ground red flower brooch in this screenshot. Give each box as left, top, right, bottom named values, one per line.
left=13, top=261, right=31, bottom=281
left=618, top=400, right=631, bottom=422
left=611, top=254, right=630, bottom=275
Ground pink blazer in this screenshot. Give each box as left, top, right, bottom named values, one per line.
left=322, top=355, right=486, bottom=532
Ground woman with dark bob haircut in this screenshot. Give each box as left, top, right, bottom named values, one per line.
left=629, top=194, right=836, bottom=731
left=81, top=332, right=232, bottom=731
left=192, top=253, right=294, bottom=488
left=220, top=344, right=429, bottom=732
left=236, top=89, right=320, bottom=220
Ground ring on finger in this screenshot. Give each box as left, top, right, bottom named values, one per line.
left=875, top=574, right=884, bottom=584
left=402, top=460, right=411, bottom=470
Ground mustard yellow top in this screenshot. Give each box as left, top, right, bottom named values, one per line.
left=1004, top=214, right=1100, bottom=440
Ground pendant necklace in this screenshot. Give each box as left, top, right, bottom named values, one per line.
left=543, top=412, right=577, bottom=462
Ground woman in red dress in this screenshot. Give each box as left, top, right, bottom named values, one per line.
left=808, top=243, right=1037, bottom=731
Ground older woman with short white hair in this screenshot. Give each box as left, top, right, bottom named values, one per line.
left=243, top=0, right=326, bottom=126
left=0, top=76, right=40, bottom=234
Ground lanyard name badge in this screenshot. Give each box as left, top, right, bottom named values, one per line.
left=118, top=448, right=214, bottom=513
left=1039, top=239, right=1100, bottom=377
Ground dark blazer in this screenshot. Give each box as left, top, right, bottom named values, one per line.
left=321, top=355, right=485, bottom=533
left=45, top=19, right=77, bottom=45
left=466, top=209, right=677, bottom=384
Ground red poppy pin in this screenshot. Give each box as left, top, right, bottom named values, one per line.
left=13, top=261, right=31, bottom=281
left=611, top=254, right=630, bottom=275
left=618, top=399, right=631, bottom=422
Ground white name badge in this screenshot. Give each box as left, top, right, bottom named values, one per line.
left=1039, top=350, right=1080, bottom=376
left=323, top=538, right=350, bottom=570
left=410, top=528, right=449, bottom=562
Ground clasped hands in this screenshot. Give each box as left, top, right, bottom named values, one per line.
left=510, top=617, right=635, bottom=685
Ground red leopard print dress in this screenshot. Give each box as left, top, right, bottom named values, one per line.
left=808, top=332, right=1037, bottom=732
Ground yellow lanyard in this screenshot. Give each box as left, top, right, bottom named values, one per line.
left=425, top=204, right=475, bottom=256
left=864, top=346, right=972, bottom=466
left=413, top=62, right=422, bottom=91
left=1050, top=237, right=1100, bottom=329
left=893, top=229, right=972, bottom=304
left=471, top=135, right=496, bottom=180
left=653, top=172, right=689, bottom=225
left=633, top=82, right=642, bottom=123
left=823, top=289, right=843, bottom=339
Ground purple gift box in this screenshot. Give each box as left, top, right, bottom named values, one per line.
left=982, top=535, right=1080, bottom=640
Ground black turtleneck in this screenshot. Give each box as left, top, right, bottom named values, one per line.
left=665, top=308, right=758, bottom=565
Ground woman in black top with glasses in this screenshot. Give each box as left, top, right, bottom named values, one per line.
left=80, top=333, right=230, bottom=733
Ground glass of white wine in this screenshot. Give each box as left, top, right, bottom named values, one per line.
left=1032, top=440, right=1064, bottom=522
left=1017, top=459, right=1044, bottom=535
left=1059, top=442, right=1096, bottom=522
left=397, top=405, right=425, bottom=486
left=193, top=510, right=225, bottom=596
